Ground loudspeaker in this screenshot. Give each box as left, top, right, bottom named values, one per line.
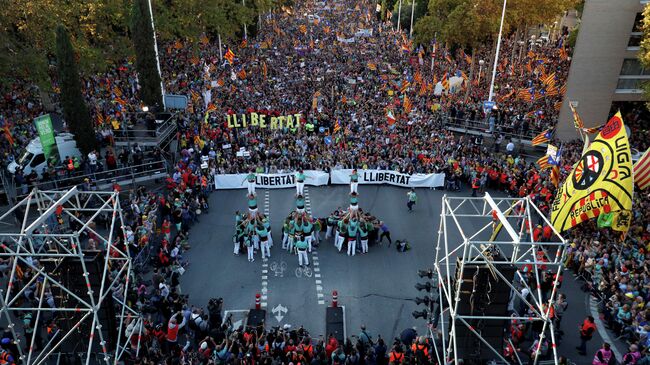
left=326, top=307, right=345, bottom=343
left=452, top=258, right=516, bottom=361
left=41, top=252, right=118, bottom=355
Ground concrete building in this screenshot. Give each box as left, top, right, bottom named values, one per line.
left=558, top=0, right=647, bottom=141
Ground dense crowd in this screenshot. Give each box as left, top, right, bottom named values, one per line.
left=0, top=0, right=649, bottom=363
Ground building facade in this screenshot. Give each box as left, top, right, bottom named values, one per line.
left=558, top=0, right=647, bottom=141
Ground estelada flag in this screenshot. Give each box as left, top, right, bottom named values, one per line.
left=550, top=112, right=634, bottom=232
left=224, top=48, right=235, bottom=64
left=633, top=147, right=650, bottom=190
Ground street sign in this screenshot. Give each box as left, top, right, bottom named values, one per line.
left=272, top=304, right=288, bottom=322
left=482, top=100, right=495, bottom=111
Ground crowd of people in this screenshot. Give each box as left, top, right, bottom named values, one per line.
left=0, top=0, right=649, bottom=363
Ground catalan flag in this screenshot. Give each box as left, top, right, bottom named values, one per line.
left=333, top=118, right=342, bottom=133
left=401, top=42, right=411, bottom=54
left=537, top=155, right=551, bottom=170
left=541, top=72, right=556, bottom=86
left=262, top=61, right=268, bottom=80
left=367, top=62, right=377, bottom=71
left=200, top=34, right=209, bottom=45
left=441, top=73, right=449, bottom=90
left=224, top=48, right=235, bottom=64
left=400, top=81, right=410, bottom=94
left=633, top=148, right=650, bottom=190
left=299, top=24, right=307, bottom=34
left=461, top=49, right=471, bottom=64
left=174, top=40, right=183, bottom=49
left=403, top=95, right=412, bottom=114
left=517, top=88, right=532, bottom=101
left=323, top=25, right=331, bottom=34
left=559, top=48, right=568, bottom=60
left=560, top=84, right=567, bottom=95
left=550, top=165, right=560, bottom=187
left=531, top=129, right=553, bottom=146
left=568, top=102, right=584, bottom=129
left=237, top=68, right=247, bottom=80
left=113, top=86, right=123, bottom=98
left=240, top=38, right=248, bottom=48
left=217, top=78, right=225, bottom=87
left=3, top=125, right=14, bottom=146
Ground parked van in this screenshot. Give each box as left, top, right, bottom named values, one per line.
left=7, top=133, right=82, bottom=176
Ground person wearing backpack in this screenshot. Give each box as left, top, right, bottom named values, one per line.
left=410, top=337, right=429, bottom=364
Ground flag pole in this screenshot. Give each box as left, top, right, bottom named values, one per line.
left=409, top=0, right=416, bottom=39
left=488, top=0, right=507, bottom=102
left=218, top=34, right=223, bottom=61
left=430, top=33, right=436, bottom=73
left=397, top=0, right=402, bottom=32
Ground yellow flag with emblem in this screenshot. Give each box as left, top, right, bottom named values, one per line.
left=550, top=112, right=634, bottom=232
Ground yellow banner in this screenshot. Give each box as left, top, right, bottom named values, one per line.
left=226, top=113, right=303, bottom=129
left=551, top=112, right=634, bottom=232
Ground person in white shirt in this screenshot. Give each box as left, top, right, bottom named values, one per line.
left=88, top=150, right=98, bottom=172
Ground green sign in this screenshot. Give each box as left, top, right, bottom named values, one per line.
left=33, top=114, right=57, bottom=161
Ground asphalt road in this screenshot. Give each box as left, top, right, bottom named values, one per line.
left=180, top=185, right=617, bottom=362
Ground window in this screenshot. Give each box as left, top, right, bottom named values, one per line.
left=633, top=12, right=644, bottom=33
left=29, top=153, right=45, bottom=168
left=616, top=78, right=645, bottom=90
left=620, top=59, right=650, bottom=75
left=628, top=34, right=642, bottom=47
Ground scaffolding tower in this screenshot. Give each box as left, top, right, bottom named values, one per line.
left=433, top=193, right=566, bottom=365
left=0, top=187, right=142, bottom=365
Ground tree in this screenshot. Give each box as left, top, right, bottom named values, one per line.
left=639, top=4, right=650, bottom=109
left=55, top=25, right=96, bottom=155
left=0, top=0, right=131, bottom=88
left=131, top=0, right=164, bottom=108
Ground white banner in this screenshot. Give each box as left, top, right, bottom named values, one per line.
left=330, top=169, right=445, bottom=188
left=215, top=170, right=329, bottom=190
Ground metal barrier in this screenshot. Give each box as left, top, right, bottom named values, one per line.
left=113, top=118, right=177, bottom=148
left=10, top=160, right=169, bottom=203
left=443, top=114, right=548, bottom=144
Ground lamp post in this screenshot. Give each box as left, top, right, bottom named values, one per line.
left=518, top=40, right=525, bottom=62
left=409, top=0, right=416, bottom=39
left=478, top=60, right=485, bottom=85
left=146, top=0, right=166, bottom=110
left=487, top=0, right=507, bottom=102
left=530, top=34, right=537, bottom=51
left=397, top=0, right=402, bottom=32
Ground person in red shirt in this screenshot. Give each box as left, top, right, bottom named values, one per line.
left=542, top=225, right=553, bottom=242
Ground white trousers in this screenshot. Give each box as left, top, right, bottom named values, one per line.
left=287, top=236, right=295, bottom=252
left=347, top=238, right=356, bottom=256
left=268, top=232, right=273, bottom=247
left=247, top=181, right=256, bottom=195
left=261, top=240, right=270, bottom=259
left=282, top=232, right=288, bottom=249
left=361, top=239, right=368, bottom=253
left=298, top=249, right=309, bottom=266
left=326, top=225, right=333, bottom=239
left=337, top=235, right=345, bottom=251
left=351, top=182, right=358, bottom=193
left=296, top=182, right=305, bottom=195
left=253, top=235, right=260, bottom=250
left=306, top=235, right=312, bottom=253
left=247, top=246, right=254, bottom=261
left=234, top=237, right=240, bottom=255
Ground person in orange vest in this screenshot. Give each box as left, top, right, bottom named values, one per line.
left=388, top=343, right=405, bottom=364
left=542, top=224, right=553, bottom=242
left=162, top=219, right=171, bottom=241
left=471, top=176, right=480, bottom=197
left=65, top=156, right=75, bottom=177
left=166, top=312, right=187, bottom=353
left=410, top=336, right=429, bottom=362
left=532, top=224, right=543, bottom=242
left=576, top=315, right=596, bottom=355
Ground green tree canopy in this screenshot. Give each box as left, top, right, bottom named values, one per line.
left=131, top=0, right=164, bottom=108
left=55, top=25, right=96, bottom=154
left=639, top=4, right=650, bottom=109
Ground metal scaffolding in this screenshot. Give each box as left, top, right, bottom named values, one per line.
left=433, top=193, right=566, bottom=365
left=0, top=187, right=142, bottom=365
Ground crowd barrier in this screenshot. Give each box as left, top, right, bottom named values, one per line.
left=214, top=169, right=445, bottom=190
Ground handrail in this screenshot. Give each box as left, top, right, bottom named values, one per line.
left=113, top=121, right=177, bottom=145
left=11, top=160, right=168, bottom=202
left=443, top=114, right=548, bottom=142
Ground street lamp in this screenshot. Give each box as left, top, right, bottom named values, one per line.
left=530, top=35, right=537, bottom=50
left=478, top=60, right=485, bottom=85
left=487, top=0, right=507, bottom=103
left=518, top=40, right=525, bottom=62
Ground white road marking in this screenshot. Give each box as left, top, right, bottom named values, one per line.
left=305, top=187, right=325, bottom=305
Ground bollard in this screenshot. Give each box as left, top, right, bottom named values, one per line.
left=255, top=293, right=261, bottom=310
left=331, top=290, right=338, bottom=308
